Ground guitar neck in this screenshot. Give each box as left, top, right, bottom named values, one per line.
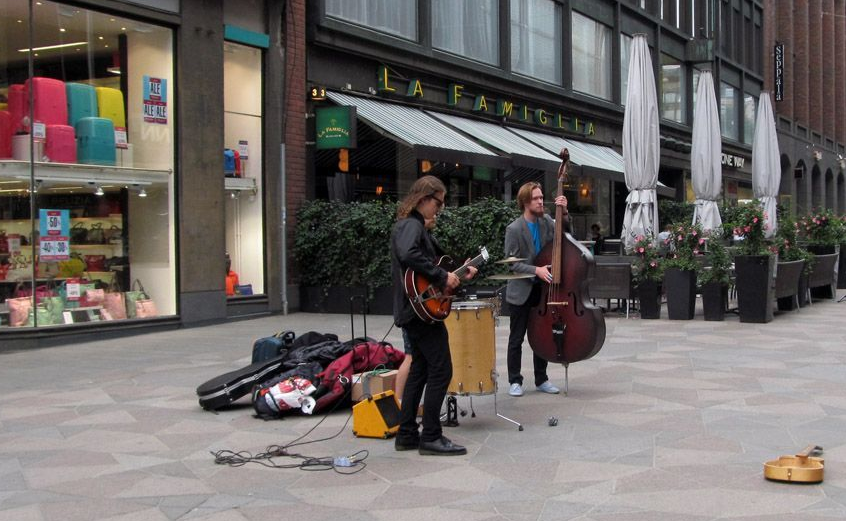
left=453, top=252, right=485, bottom=278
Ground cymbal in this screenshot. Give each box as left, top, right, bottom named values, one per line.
left=487, top=273, right=536, bottom=280
left=495, top=257, right=528, bottom=264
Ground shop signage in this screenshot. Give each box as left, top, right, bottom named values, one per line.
left=38, top=209, right=70, bottom=261
left=774, top=43, right=784, bottom=102
left=377, top=66, right=595, bottom=136
left=316, top=106, right=357, bottom=149
left=722, top=153, right=746, bottom=168
left=142, top=76, right=168, bottom=125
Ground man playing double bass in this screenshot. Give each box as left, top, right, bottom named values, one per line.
left=504, top=182, right=569, bottom=397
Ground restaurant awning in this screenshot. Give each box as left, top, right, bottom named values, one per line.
left=509, top=126, right=675, bottom=197
left=426, top=111, right=561, bottom=171
left=326, top=91, right=508, bottom=169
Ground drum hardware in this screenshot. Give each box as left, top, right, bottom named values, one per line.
left=548, top=416, right=559, bottom=427
left=494, top=256, right=528, bottom=264
left=488, top=273, right=536, bottom=280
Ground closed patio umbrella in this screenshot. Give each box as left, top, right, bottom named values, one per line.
left=690, top=70, right=722, bottom=232
left=752, top=92, right=780, bottom=238
left=621, top=34, right=660, bottom=250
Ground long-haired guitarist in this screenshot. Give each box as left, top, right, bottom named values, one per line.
left=390, top=175, right=477, bottom=456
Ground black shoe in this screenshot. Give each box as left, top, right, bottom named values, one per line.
left=418, top=436, right=467, bottom=456
left=394, top=436, right=419, bottom=451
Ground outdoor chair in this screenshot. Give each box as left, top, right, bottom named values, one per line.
left=806, top=253, right=839, bottom=304
left=773, top=259, right=805, bottom=311
left=589, top=263, right=633, bottom=318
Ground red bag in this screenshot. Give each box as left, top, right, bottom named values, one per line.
left=312, top=342, right=404, bottom=413
left=84, top=255, right=106, bottom=272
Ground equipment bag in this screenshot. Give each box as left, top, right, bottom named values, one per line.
left=196, top=352, right=289, bottom=411
left=251, top=330, right=296, bottom=364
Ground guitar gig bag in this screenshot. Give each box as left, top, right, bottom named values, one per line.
left=196, top=353, right=288, bottom=410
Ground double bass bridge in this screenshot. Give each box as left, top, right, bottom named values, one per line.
left=545, top=301, right=569, bottom=307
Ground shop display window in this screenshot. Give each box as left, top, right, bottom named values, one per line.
left=223, top=42, right=265, bottom=298
left=0, top=1, right=175, bottom=329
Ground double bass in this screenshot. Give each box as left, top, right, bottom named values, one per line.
left=527, top=148, right=606, bottom=391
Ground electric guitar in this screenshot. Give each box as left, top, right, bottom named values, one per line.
left=403, top=246, right=489, bottom=323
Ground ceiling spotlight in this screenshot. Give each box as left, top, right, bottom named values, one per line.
left=94, top=185, right=104, bottom=196
left=138, top=188, right=147, bottom=198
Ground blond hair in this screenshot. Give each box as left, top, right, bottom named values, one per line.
left=516, top=182, right=542, bottom=212
left=397, top=176, right=446, bottom=219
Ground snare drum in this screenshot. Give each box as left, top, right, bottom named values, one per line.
left=445, top=301, right=496, bottom=395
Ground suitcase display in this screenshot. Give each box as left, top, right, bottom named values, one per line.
left=0, top=111, right=12, bottom=158
left=7, top=84, right=27, bottom=133
left=223, top=148, right=241, bottom=177
left=26, top=77, right=68, bottom=126
left=75, top=117, right=115, bottom=165
left=196, top=352, right=288, bottom=410
left=95, top=87, right=126, bottom=128
left=44, top=124, right=77, bottom=163
left=66, top=83, right=99, bottom=128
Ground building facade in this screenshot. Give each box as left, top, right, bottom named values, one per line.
left=0, top=0, right=295, bottom=346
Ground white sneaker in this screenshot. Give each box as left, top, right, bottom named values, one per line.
left=536, top=381, right=560, bottom=394
left=508, top=383, right=524, bottom=396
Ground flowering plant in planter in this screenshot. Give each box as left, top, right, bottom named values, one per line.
left=627, top=234, right=663, bottom=284
left=698, top=231, right=732, bottom=286
left=728, top=200, right=772, bottom=256
left=775, top=213, right=812, bottom=266
left=799, top=208, right=845, bottom=247
left=663, top=222, right=705, bottom=272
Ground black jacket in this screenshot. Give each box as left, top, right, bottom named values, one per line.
left=390, top=210, right=447, bottom=327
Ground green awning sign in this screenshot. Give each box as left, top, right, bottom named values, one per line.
left=316, top=106, right=357, bottom=149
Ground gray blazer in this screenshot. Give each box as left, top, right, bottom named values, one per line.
left=503, top=214, right=555, bottom=306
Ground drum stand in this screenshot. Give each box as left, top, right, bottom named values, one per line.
left=441, top=378, right=524, bottom=432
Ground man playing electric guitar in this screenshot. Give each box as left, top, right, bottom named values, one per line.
left=390, top=175, right=477, bottom=456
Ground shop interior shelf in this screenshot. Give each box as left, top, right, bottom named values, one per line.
left=0, top=160, right=172, bottom=186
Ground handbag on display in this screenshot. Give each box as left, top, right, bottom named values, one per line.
left=7, top=296, right=32, bottom=327
left=58, top=253, right=86, bottom=278
left=235, top=284, right=254, bottom=296
left=84, top=254, right=107, bottom=272
left=87, top=223, right=106, bottom=245
left=0, top=229, right=8, bottom=254
left=70, top=222, right=88, bottom=244
left=135, top=298, right=158, bottom=318
left=59, top=277, right=96, bottom=308
left=125, top=279, right=152, bottom=319
left=79, top=288, right=105, bottom=308
left=26, top=305, right=56, bottom=327
left=104, top=225, right=123, bottom=244
left=103, top=291, right=127, bottom=320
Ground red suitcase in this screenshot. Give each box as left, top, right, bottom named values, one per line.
left=7, top=84, right=27, bottom=133
left=44, top=124, right=77, bottom=163
left=0, top=110, right=12, bottom=158
left=26, top=77, right=68, bottom=127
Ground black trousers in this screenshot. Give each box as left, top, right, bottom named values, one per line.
left=397, top=319, right=451, bottom=442
left=507, top=284, right=549, bottom=387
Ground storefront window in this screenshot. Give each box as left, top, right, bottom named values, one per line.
left=433, top=0, right=499, bottom=65
left=660, top=54, right=686, bottom=123
left=223, top=42, right=264, bottom=298
left=510, top=0, right=561, bottom=84
left=743, top=93, right=756, bottom=144
left=572, top=11, right=612, bottom=101
left=325, top=0, right=417, bottom=41
left=1, top=1, right=175, bottom=329
left=720, top=82, right=740, bottom=140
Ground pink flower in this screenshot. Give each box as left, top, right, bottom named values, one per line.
left=744, top=226, right=751, bottom=233
left=753, top=217, right=759, bottom=224
left=637, top=247, right=645, bottom=253
left=698, top=238, right=705, bottom=245
left=677, top=234, right=683, bottom=241
left=650, top=261, right=657, bottom=267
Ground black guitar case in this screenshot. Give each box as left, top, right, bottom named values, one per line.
left=196, top=352, right=288, bottom=410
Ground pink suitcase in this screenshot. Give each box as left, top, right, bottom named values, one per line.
left=0, top=110, right=12, bottom=158
left=25, top=77, right=68, bottom=127
left=7, top=84, right=27, bottom=133
left=44, top=124, right=77, bottom=163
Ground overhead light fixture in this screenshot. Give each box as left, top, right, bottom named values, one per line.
left=94, top=184, right=104, bottom=196
left=138, top=188, right=147, bottom=198
left=18, top=41, right=88, bottom=53
left=107, top=67, right=121, bottom=75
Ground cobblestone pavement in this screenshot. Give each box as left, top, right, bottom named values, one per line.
left=2, top=295, right=846, bottom=520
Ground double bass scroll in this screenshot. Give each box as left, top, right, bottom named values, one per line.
left=526, top=148, right=606, bottom=367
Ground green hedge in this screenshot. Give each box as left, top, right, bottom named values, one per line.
left=295, top=198, right=521, bottom=289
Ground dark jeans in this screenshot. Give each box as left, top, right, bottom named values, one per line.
left=507, top=284, right=549, bottom=387
left=397, top=318, right=451, bottom=442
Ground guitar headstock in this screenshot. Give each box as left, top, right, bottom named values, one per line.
left=480, top=246, right=490, bottom=263
left=557, top=148, right=570, bottom=182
